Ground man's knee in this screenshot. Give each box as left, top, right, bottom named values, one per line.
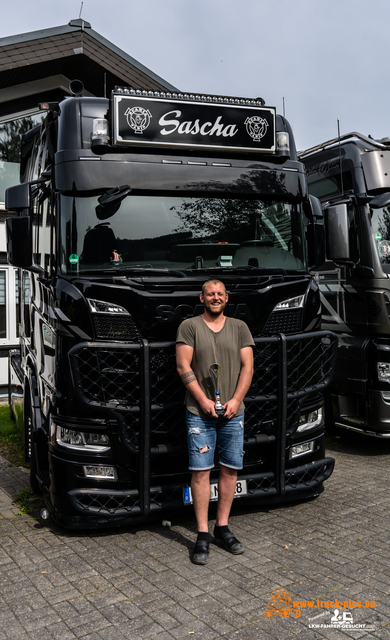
left=219, top=464, right=238, bottom=478
left=192, top=469, right=211, bottom=484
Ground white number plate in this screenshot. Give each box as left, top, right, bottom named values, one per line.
left=183, top=479, right=247, bottom=505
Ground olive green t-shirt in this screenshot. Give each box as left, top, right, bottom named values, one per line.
left=176, top=315, right=254, bottom=417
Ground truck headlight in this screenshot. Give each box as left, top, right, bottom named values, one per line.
left=88, top=299, right=129, bottom=315
left=51, top=421, right=110, bottom=452
left=273, top=295, right=304, bottom=311
left=297, top=408, right=323, bottom=432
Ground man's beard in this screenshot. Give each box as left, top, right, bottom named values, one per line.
left=204, top=300, right=227, bottom=316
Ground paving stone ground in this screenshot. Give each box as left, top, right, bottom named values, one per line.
left=0, top=432, right=389, bottom=640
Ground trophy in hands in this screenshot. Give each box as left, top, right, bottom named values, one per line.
left=209, top=363, right=225, bottom=417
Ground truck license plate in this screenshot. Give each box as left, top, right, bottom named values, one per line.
left=183, top=480, right=247, bottom=505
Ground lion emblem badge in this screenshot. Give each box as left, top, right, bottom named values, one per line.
left=245, top=115, right=269, bottom=142
left=125, top=106, right=152, bottom=134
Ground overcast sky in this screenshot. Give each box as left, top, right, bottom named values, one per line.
left=1, top=0, right=389, bottom=151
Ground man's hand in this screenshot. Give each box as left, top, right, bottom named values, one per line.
left=199, top=398, right=219, bottom=418
left=222, top=346, right=254, bottom=419
left=222, top=398, right=240, bottom=420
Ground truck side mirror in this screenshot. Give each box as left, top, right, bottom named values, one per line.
left=306, top=195, right=325, bottom=269
left=6, top=217, right=33, bottom=268
left=324, top=203, right=350, bottom=261
left=5, top=183, right=30, bottom=212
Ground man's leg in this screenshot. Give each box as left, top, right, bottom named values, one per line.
left=186, top=411, right=216, bottom=564
left=215, top=464, right=237, bottom=526
left=190, top=469, right=212, bottom=564
left=213, top=413, right=245, bottom=554
left=191, top=469, right=211, bottom=532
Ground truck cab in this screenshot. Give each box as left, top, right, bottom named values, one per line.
left=300, top=132, right=390, bottom=436
left=6, top=88, right=337, bottom=528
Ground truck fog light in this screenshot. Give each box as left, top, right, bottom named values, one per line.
left=297, top=407, right=323, bottom=432
left=290, top=441, right=315, bottom=459
left=83, top=465, right=117, bottom=480
left=382, top=391, right=390, bottom=402
left=378, top=362, right=390, bottom=382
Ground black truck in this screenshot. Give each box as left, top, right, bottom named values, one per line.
left=6, top=86, right=337, bottom=528
left=300, top=132, right=390, bottom=437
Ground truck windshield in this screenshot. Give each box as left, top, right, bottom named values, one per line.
left=59, top=194, right=306, bottom=274
left=372, top=206, right=390, bottom=264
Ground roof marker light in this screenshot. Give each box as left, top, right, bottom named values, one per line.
left=277, top=131, right=290, bottom=156
left=91, top=118, right=109, bottom=146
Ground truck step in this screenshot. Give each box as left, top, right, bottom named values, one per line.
left=343, top=416, right=367, bottom=426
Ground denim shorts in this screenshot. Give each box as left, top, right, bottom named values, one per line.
left=186, top=409, right=245, bottom=471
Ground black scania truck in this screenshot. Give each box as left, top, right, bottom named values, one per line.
left=300, top=132, right=390, bottom=437
left=6, top=87, right=337, bottom=528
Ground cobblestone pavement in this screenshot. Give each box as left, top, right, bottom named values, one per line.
left=0, top=433, right=389, bottom=640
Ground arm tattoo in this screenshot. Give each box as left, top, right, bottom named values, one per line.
left=180, top=370, right=196, bottom=386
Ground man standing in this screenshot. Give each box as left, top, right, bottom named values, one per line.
left=176, top=280, right=254, bottom=565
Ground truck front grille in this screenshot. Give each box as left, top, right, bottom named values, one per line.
left=69, top=331, right=337, bottom=447
left=263, top=308, right=303, bottom=334
left=93, top=315, right=143, bottom=342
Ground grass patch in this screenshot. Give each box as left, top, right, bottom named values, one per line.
left=15, top=488, right=38, bottom=515
left=0, top=404, right=26, bottom=467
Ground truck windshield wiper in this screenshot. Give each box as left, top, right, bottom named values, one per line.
left=233, top=265, right=287, bottom=275
left=186, top=265, right=287, bottom=275
left=100, top=267, right=187, bottom=277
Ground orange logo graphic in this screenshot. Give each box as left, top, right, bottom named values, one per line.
left=265, top=589, right=301, bottom=618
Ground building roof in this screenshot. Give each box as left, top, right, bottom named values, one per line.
left=0, top=19, right=178, bottom=119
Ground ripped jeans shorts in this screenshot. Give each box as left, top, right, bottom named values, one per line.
left=186, top=409, right=245, bottom=471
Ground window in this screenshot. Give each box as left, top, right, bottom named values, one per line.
left=308, top=172, right=353, bottom=200
left=0, top=271, right=6, bottom=339
left=0, top=112, right=43, bottom=203
left=0, top=267, right=19, bottom=345
left=59, top=195, right=307, bottom=274
left=372, top=206, right=390, bottom=265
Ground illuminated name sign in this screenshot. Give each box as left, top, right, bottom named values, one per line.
left=112, top=92, right=276, bottom=153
